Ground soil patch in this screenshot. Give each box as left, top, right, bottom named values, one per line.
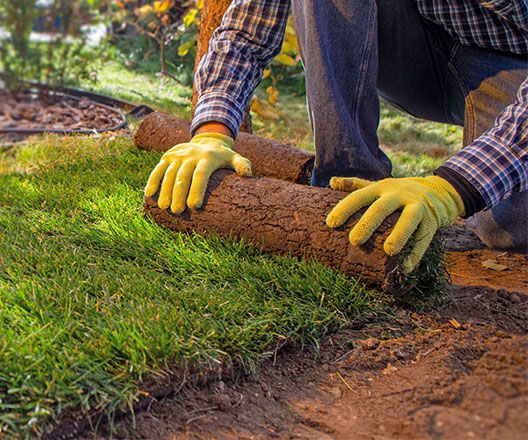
left=440, top=224, right=528, bottom=294
left=0, top=90, right=125, bottom=143
left=77, top=314, right=528, bottom=440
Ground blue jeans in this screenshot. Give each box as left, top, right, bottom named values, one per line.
left=291, top=0, right=527, bottom=253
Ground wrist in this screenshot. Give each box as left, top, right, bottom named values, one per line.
left=434, top=167, right=486, bottom=218
left=194, top=122, right=234, bottom=139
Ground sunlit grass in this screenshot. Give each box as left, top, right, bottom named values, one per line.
left=0, top=134, right=384, bottom=438
left=89, top=61, right=192, bottom=117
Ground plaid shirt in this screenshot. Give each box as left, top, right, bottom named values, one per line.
left=192, top=0, right=528, bottom=209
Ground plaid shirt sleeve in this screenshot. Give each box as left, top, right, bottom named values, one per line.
left=191, top=0, right=290, bottom=138
left=417, top=0, right=528, bottom=55
left=440, top=75, right=528, bottom=208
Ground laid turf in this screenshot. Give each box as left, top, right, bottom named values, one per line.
left=0, top=134, right=385, bottom=438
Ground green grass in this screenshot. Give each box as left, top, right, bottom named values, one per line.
left=88, top=60, right=192, bottom=117
left=0, top=134, right=384, bottom=438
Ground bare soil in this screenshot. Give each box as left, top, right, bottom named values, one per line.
left=50, top=222, right=527, bottom=440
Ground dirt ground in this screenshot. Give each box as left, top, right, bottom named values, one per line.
left=43, top=222, right=527, bottom=440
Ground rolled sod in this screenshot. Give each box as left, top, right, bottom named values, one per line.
left=134, top=111, right=315, bottom=184
left=143, top=170, right=416, bottom=295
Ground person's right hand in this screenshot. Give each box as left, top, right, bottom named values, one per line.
left=144, top=133, right=251, bottom=214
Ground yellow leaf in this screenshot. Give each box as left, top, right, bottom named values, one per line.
left=183, top=8, right=198, bottom=27
left=482, top=259, right=509, bottom=271
left=266, top=86, right=279, bottom=106
left=274, top=53, right=296, bottom=67
left=250, top=98, right=280, bottom=120
left=161, top=14, right=171, bottom=26
left=281, top=41, right=293, bottom=54
left=262, top=69, right=271, bottom=79
left=196, top=0, right=204, bottom=9
left=178, top=41, right=194, bottom=56
left=154, top=0, right=171, bottom=13
left=135, top=4, right=153, bottom=18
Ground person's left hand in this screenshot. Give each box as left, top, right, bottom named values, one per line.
left=326, top=175, right=465, bottom=273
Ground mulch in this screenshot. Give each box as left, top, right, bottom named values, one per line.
left=0, top=90, right=125, bottom=144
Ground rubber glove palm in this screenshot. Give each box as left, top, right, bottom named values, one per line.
left=145, top=133, right=251, bottom=213
left=326, top=176, right=465, bottom=273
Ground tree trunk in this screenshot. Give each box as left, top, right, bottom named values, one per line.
left=144, top=170, right=408, bottom=295
left=134, top=111, right=314, bottom=184
left=191, top=0, right=253, bottom=133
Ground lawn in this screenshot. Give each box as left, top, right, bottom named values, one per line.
left=0, top=59, right=462, bottom=438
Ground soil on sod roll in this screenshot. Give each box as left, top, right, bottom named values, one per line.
left=134, top=111, right=315, bottom=184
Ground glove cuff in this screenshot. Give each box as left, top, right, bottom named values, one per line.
left=190, top=132, right=235, bottom=149
left=426, top=175, right=466, bottom=217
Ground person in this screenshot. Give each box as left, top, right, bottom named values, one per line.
left=145, top=0, right=527, bottom=273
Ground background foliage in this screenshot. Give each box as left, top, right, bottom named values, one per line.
left=0, top=0, right=104, bottom=91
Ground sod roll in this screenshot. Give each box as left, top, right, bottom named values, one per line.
left=143, top=170, right=413, bottom=295
left=134, top=111, right=315, bottom=184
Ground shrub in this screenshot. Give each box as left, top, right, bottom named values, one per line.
left=0, top=0, right=103, bottom=92
left=110, top=0, right=198, bottom=85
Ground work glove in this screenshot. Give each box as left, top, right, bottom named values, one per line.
left=326, top=176, right=465, bottom=273
left=144, top=133, right=251, bottom=214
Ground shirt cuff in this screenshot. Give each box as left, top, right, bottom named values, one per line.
left=440, top=136, right=527, bottom=208
left=434, top=166, right=486, bottom=217
left=191, top=92, right=245, bottom=139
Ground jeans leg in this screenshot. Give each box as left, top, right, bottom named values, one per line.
left=465, top=191, right=528, bottom=254
left=291, top=0, right=459, bottom=187
left=291, top=0, right=390, bottom=187
left=452, top=49, right=528, bottom=253
left=376, top=0, right=463, bottom=125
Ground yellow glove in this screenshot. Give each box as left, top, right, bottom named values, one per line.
left=144, top=133, right=251, bottom=214
left=326, top=176, right=465, bottom=273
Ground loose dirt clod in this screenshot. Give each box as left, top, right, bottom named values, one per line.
left=134, top=111, right=315, bottom=184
